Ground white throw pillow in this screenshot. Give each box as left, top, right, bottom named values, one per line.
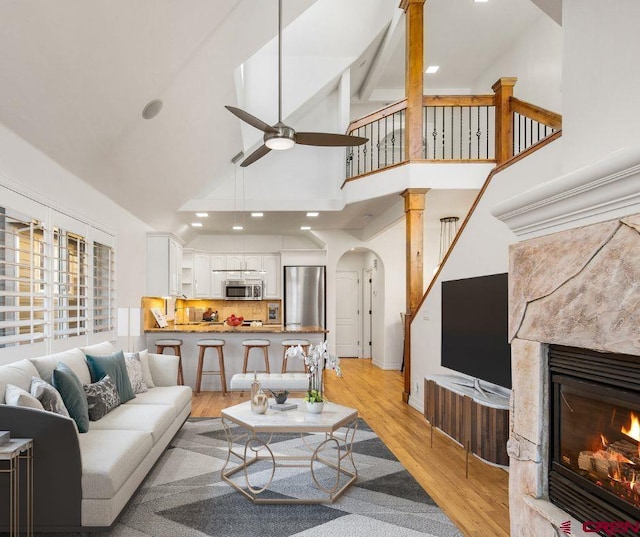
left=30, top=377, right=70, bottom=417
left=135, top=349, right=155, bottom=389
left=5, top=383, right=45, bottom=410
left=123, top=352, right=148, bottom=394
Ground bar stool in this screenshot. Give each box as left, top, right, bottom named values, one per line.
left=155, top=338, right=184, bottom=385
left=242, top=339, right=270, bottom=374
left=196, top=339, right=227, bottom=395
left=281, top=339, right=310, bottom=373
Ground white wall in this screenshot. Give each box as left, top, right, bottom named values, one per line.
left=0, top=122, right=152, bottom=356
left=472, top=12, right=563, bottom=113
left=409, top=139, right=563, bottom=412
left=561, top=0, right=640, bottom=172
left=423, top=189, right=479, bottom=288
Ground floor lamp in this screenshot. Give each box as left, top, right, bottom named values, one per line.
left=117, top=307, right=141, bottom=353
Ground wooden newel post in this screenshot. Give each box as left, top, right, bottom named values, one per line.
left=400, top=0, right=425, bottom=161
left=402, top=188, right=428, bottom=402
left=492, top=77, right=517, bottom=164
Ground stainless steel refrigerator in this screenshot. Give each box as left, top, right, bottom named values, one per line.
left=283, top=266, right=325, bottom=329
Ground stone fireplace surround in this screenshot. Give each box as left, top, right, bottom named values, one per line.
left=493, top=144, right=640, bottom=537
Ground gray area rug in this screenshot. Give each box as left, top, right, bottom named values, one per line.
left=102, top=418, right=462, bottom=537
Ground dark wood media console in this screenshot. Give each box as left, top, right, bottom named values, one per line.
left=424, top=375, right=509, bottom=467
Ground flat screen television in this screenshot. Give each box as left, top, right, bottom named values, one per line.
left=441, top=273, right=511, bottom=390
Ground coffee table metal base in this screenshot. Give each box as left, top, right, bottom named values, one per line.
left=220, top=402, right=358, bottom=504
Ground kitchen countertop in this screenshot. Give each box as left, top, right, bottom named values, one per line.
left=145, top=324, right=327, bottom=334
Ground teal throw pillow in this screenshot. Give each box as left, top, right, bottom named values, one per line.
left=53, top=362, right=90, bottom=433
left=85, top=351, right=135, bottom=404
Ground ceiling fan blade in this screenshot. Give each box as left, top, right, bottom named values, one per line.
left=240, top=145, right=272, bottom=167
left=225, top=106, right=277, bottom=133
left=296, top=132, right=368, bottom=147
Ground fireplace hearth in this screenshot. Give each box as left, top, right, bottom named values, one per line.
left=549, top=345, right=640, bottom=524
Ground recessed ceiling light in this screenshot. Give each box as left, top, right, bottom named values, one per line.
left=300, top=226, right=311, bottom=231
left=191, top=222, right=203, bottom=227
left=195, top=212, right=209, bottom=218
left=251, top=212, right=264, bottom=217
left=425, top=65, right=440, bottom=74
left=474, top=0, right=488, bottom=2
left=232, top=225, right=244, bottom=231
left=306, top=212, right=319, bottom=217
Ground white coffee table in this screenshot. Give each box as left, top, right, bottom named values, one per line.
left=220, top=398, right=358, bottom=504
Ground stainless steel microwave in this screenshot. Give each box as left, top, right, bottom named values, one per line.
left=224, top=280, right=263, bottom=300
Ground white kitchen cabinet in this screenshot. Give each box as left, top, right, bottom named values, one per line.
left=147, top=233, right=183, bottom=297
left=181, top=249, right=194, bottom=297
left=210, top=255, right=226, bottom=298
left=262, top=254, right=281, bottom=298
left=193, top=253, right=211, bottom=298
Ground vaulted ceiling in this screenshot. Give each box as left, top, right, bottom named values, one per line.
left=0, top=0, right=547, bottom=238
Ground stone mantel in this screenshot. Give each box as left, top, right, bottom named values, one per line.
left=492, top=143, right=640, bottom=240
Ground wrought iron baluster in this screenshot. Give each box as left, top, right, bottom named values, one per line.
left=391, top=112, right=396, bottom=164
left=485, top=106, right=489, bottom=159
left=376, top=119, right=381, bottom=170
left=476, top=107, right=481, bottom=159
left=432, top=107, right=437, bottom=159
left=441, top=106, right=445, bottom=160
left=384, top=115, right=388, bottom=168
left=459, top=106, right=462, bottom=160
left=398, top=110, right=404, bottom=162
left=468, top=107, right=472, bottom=159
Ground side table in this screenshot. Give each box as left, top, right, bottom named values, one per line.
left=0, top=438, right=33, bottom=537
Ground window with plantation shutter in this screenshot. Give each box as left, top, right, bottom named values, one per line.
left=0, top=207, right=48, bottom=348
left=93, top=241, right=115, bottom=333
left=53, top=227, right=88, bottom=339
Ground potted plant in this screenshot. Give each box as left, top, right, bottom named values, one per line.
left=285, top=341, right=341, bottom=413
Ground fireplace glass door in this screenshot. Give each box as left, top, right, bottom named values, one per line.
left=550, top=345, right=640, bottom=523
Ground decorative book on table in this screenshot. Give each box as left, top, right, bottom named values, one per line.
left=269, top=403, right=297, bottom=411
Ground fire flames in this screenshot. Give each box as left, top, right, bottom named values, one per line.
left=622, top=412, right=640, bottom=443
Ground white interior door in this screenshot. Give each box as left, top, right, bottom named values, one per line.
left=336, top=270, right=360, bottom=358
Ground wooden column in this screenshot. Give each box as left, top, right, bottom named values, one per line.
left=402, top=188, right=428, bottom=402
left=401, top=0, right=425, bottom=161
left=492, top=77, right=517, bottom=164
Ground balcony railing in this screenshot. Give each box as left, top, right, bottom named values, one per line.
left=345, top=84, right=561, bottom=181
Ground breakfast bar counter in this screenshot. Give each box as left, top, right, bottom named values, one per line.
left=146, top=324, right=326, bottom=334
left=144, top=325, right=326, bottom=391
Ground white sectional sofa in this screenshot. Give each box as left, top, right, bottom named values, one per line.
left=0, top=341, right=192, bottom=533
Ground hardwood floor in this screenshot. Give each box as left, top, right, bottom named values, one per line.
left=191, top=358, right=510, bottom=537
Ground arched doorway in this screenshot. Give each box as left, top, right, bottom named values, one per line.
left=335, top=248, right=384, bottom=362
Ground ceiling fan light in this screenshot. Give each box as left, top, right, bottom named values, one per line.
left=265, top=136, right=295, bottom=150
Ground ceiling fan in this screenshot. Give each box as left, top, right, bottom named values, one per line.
left=225, top=0, right=368, bottom=168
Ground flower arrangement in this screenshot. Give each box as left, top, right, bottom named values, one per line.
left=285, top=341, right=341, bottom=403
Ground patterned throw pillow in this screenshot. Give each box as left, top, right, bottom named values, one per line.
left=5, top=383, right=45, bottom=410
left=30, top=377, right=70, bottom=418
left=123, top=352, right=148, bottom=394
left=84, top=375, right=120, bottom=421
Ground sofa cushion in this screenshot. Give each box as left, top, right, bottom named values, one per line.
left=30, top=348, right=91, bottom=385
left=84, top=375, right=120, bottom=421
left=123, top=352, right=147, bottom=394
left=5, top=383, right=44, bottom=410
left=53, top=363, right=90, bottom=433
left=88, top=403, right=175, bottom=444
left=86, top=351, right=135, bottom=404
left=30, top=377, right=70, bottom=417
left=126, top=386, right=192, bottom=417
left=0, top=359, right=40, bottom=404
left=80, top=341, right=116, bottom=357
left=135, top=349, right=156, bottom=389
left=78, top=429, right=153, bottom=499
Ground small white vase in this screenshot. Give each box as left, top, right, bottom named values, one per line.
left=306, top=401, right=324, bottom=414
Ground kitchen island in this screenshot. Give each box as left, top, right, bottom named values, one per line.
left=145, top=324, right=326, bottom=391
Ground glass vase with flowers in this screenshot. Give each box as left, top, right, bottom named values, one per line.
left=285, top=341, right=341, bottom=413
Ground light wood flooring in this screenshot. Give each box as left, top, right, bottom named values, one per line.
left=191, top=358, right=510, bottom=537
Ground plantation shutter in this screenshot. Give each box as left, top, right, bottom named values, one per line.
left=0, top=207, right=48, bottom=347
left=93, top=241, right=115, bottom=333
